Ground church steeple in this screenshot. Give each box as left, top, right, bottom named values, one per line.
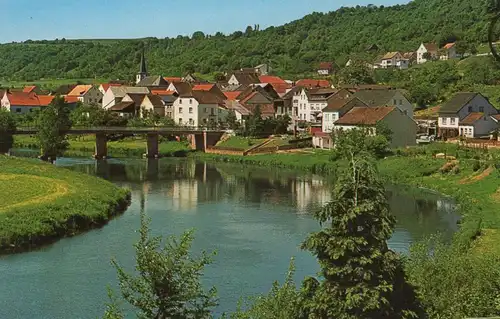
left=136, top=49, right=148, bottom=84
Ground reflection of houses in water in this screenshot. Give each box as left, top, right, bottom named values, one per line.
left=292, top=176, right=331, bottom=213
left=437, top=198, right=456, bottom=212
left=171, top=179, right=199, bottom=211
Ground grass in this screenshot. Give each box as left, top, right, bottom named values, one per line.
left=0, top=78, right=108, bottom=89
left=14, top=135, right=192, bottom=158
left=216, top=136, right=268, bottom=150
left=0, top=156, right=130, bottom=253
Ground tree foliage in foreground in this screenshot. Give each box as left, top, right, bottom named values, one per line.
left=0, top=107, right=16, bottom=153
left=106, top=212, right=218, bottom=319
left=301, top=129, right=425, bottom=318
left=35, top=96, right=71, bottom=159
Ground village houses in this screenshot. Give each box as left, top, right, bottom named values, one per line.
left=440, top=43, right=458, bottom=60
left=417, top=42, right=438, bottom=64
left=379, top=52, right=409, bottom=69
left=353, top=89, right=414, bottom=118
left=67, top=85, right=103, bottom=105
left=438, top=92, right=498, bottom=138
left=317, top=62, right=335, bottom=76
left=173, top=91, right=224, bottom=127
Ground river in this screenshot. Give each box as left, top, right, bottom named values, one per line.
left=0, top=156, right=459, bottom=318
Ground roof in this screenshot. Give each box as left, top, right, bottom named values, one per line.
left=171, top=82, right=193, bottom=95
left=224, top=91, right=242, bottom=101
left=335, top=107, right=396, bottom=125
left=109, top=86, right=150, bottom=98
left=67, top=85, right=93, bottom=96
left=258, top=75, right=286, bottom=84
left=231, top=71, right=260, bottom=86
left=439, top=93, right=479, bottom=114
left=296, top=79, right=330, bottom=89
left=110, top=101, right=135, bottom=112
left=270, top=83, right=292, bottom=95
left=403, top=52, right=416, bottom=59
left=146, top=94, right=165, bottom=108
left=414, top=105, right=441, bottom=119
left=318, top=62, right=334, bottom=70
left=225, top=100, right=251, bottom=116
left=139, top=50, right=147, bottom=74
left=100, top=83, right=122, bottom=92
left=322, top=97, right=367, bottom=112
left=23, top=86, right=37, bottom=93
left=151, top=89, right=176, bottom=96
left=353, top=89, right=399, bottom=106
left=5, top=92, right=49, bottom=107
left=163, top=77, right=182, bottom=83
left=38, top=95, right=55, bottom=106
left=241, top=103, right=275, bottom=117
left=282, top=86, right=303, bottom=100
left=64, top=96, right=80, bottom=103
left=193, top=84, right=215, bottom=91
left=382, top=52, right=401, bottom=60
left=459, top=112, right=484, bottom=125
left=423, top=43, right=438, bottom=52
left=124, top=93, right=147, bottom=106
left=136, top=76, right=169, bottom=87
left=181, top=91, right=222, bottom=105
left=443, top=43, right=456, bottom=50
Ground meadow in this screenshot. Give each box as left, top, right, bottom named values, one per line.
left=0, top=156, right=130, bottom=253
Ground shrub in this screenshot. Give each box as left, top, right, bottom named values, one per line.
left=473, top=160, right=481, bottom=172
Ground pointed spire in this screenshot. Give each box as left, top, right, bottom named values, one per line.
left=139, top=49, right=147, bottom=75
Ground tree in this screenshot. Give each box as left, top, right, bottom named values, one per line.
left=0, top=108, right=16, bottom=153
left=246, top=105, right=264, bottom=137
left=338, top=61, right=375, bottom=85
left=107, top=211, right=218, bottom=318
left=36, top=96, right=71, bottom=160
left=422, top=52, right=432, bottom=60
left=225, top=110, right=239, bottom=131
left=301, top=129, right=425, bottom=318
left=71, top=103, right=108, bottom=127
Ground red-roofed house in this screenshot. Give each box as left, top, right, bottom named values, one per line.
left=223, top=91, right=242, bottom=101
left=192, top=84, right=225, bottom=100
left=68, top=85, right=103, bottom=105
left=23, top=86, right=38, bottom=94
left=334, top=106, right=416, bottom=147
left=258, top=75, right=286, bottom=85
left=99, top=83, right=122, bottom=95
left=317, top=62, right=335, bottom=76
left=1, top=91, right=54, bottom=114
left=440, top=43, right=458, bottom=60
left=164, top=77, right=182, bottom=84
left=296, top=79, right=331, bottom=89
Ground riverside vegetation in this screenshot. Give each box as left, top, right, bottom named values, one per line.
left=0, top=156, right=130, bottom=253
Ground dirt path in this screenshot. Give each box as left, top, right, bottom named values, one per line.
left=459, top=166, right=494, bottom=185
left=0, top=174, right=70, bottom=212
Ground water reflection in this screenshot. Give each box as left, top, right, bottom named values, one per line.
left=63, top=158, right=459, bottom=243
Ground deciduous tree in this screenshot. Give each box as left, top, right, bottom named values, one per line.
left=36, top=96, right=71, bottom=160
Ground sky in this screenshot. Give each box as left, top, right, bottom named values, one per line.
left=0, top=0, right=409, bottom=43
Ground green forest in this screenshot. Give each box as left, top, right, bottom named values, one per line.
left=0, top=0, right=494, bottom=82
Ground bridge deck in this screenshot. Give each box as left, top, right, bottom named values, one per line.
left=14, top=127, right=225, bottom=135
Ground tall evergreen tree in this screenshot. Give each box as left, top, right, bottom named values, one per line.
left=0, top=108, right=16, bottom=154
left=301, top=129, right=425, bottom=318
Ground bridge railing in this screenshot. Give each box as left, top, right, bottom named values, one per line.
left=15, top=126, right=226, bottom=133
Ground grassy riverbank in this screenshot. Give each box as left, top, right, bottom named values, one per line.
left=0, top=156, right=131, bottom=253
left=14, top=135, right=192, bottom=158
left=196, top=145, right=500, bottom=248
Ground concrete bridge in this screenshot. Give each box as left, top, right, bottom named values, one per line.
left=14, top=126, right=226, bottom=159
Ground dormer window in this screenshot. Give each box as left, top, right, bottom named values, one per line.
left=479, top=106, right=484, bottom=112
left=468, top=106, right=473, bottom=112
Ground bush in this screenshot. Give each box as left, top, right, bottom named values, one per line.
left=473, top=160, right=481, bottom=172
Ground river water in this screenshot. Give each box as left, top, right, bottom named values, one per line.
left=0, top=156, right=459, bottom=318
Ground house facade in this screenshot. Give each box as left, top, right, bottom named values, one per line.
left=440, top=43, right=458, bottom=60
left=321, top=98, right=368, bottom=133
left=438, top=92, right=498, bottom=138
left=67, top=85, right=103, bottom=105
left=380, top=52, right=408, bottom=69
left=102, top=86, right=150, bottom=109
left=173, top=91, right=221, bottom=127
left=1, top=91, right=53, bottom=114
left=417, top=43, right=438, bottom=64
left=353, top=89, right=414, bottom=118
left=317, top=62, right=334, bottom=76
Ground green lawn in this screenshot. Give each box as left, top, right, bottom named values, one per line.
left=216, top=136, right=268, bottom=150
left=0, top=156, right=130, bottom=253
left=0, top=78, right=108, bottom=89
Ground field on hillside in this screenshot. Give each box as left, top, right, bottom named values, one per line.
left=0, top=156, right=130, bottom=253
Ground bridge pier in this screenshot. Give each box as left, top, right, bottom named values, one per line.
left=146, top=133, right=159, bottom=158
left=94, top=133, right=108, bottom=159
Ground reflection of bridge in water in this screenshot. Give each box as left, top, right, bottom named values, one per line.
left=13, top=127, right=225, bottom=159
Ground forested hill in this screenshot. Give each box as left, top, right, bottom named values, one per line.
left=0, top=0, right=492, bottom=82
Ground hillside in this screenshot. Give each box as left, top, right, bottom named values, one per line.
left=0, top=0, right=492, bottom=82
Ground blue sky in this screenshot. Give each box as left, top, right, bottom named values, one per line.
left=0, top=0, right=409, bottom=43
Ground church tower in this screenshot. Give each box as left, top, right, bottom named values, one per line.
left=136, top=50, right=148, bottom=84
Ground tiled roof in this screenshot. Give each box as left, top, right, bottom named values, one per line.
left=224, top=91, right=242, bottom=101
left=23, top=86, right=37, bottom=93
left=443, top=43, right=456, bottom=50
left=258, top=75, right=286, bottom=84
left=124, top=93, right=147, bottom=107
left=225, top=100, right=251, bottom=116
left=322, top=97, right=367, bottom=112
left=231, top=72, right=260, bottom=85
left=151, top=89, right=176, bottom=96
left=193, top=84, right=215, bottom=91
left=68, top=85, right=92, bottom=97
left=38, top=95, right=55, bottom=106
left=163, top=77, right=182, bottom=83
left=64, top=96, right=80, bottom=103
left=240, top=92, right=258, bottom=104
left=110, top=101, right=135, bottom=112
left=353, top=89, right=398, bottom=106
left=109, top=86, right=150, bottom=98
left=241, top=103, right=275, bottom=117
left=182, top=91, right=223, bottom=105
left=382, top=52, right=401, bottom=60
left=296, top=79, right=330, bottom=89
left=6, top=92, right=47, bottom=107
left=439, top=92, right=479, bottom=114
left=335, top=107, right=396, bottom=125
left=318, top=62, right=334, bottom=70
left=171, top=82, right=193, bottom=95
left=137, top=76, right=169, bottom=87
left=146, top=94, right=165, bottom=108
left=423, top=43, right=438, bottom=52
left=459, top=112, right=484, bottom=125
left=270, top=83, right=292, bottom=95
left=100, top=83, right=121, bottom=92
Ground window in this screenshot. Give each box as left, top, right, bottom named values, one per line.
left=404, top=110, right=408, bottom=115
left=16, top=108, right=21, bottom=113
left=468, top=106, right=473, bottom=112
left=204, top=108, right=208, bottom=113
left=179, top=107, right=183, bottom=114
left=325, top=113, right=330, bottom=121
left=189, top=99, right=192, bottom=104
left=211, top=108, right=215, bottom=115
left=189, top=118, right=194, bottom=125
left=179, top=99, right=183, bottom=104
left=178, top=118, right=182, bottom=124
left=399, top=100, right=403, bottom=105
left=450, top=118, right=455, bottom=125
left=189, top=107, right=193, bottom=114
left=479, top=106, right=484, bottom=112
left=393, top=99, right=397, bottom=105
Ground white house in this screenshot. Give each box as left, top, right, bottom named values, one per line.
left=353, top=89, right=414, bottom=118
left=321, top=97, right=368, bottom=133
left=440, top=43, right=458, bottom=60
left=438, top=92, right=498, bottom=138
left=292, top=87, right=342, bottom=123
left=1, top=91, right=53, bottom=114
left=102, top=86, right=150, bottom=109
left=173, top=91, right=222, bottom=127
left=334, top=106, right=417, bottom=148
left=380, top=52, right=408, bottom=69
left=417, top=43, right=438, bottom=64
left=317, top=62, right=334, bottom=76
left=67, top=85, right=103, bottom=105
